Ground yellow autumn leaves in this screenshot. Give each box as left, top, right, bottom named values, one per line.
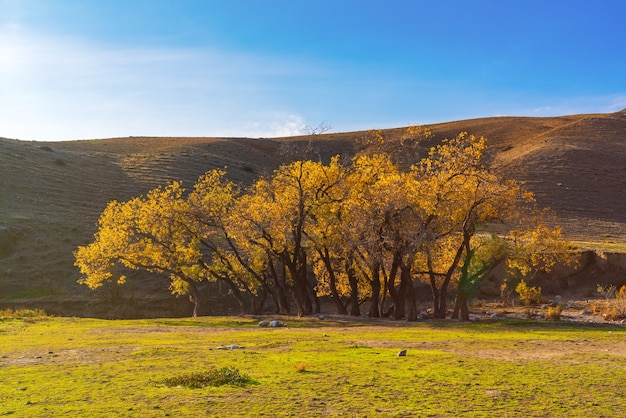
left=75, top=130, right=572, bottom=318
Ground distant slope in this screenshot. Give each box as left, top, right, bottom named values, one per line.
left=1, top=110, right=625, bottom=316
left=427, top=111, right=626, bottom=236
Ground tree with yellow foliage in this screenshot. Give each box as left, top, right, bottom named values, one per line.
left=187, top=170, right=271, bottom=314
left=76, top=127, right=574, bottom=320
left=327, top=153, right=403, bottom=317
left=357, top=125, right=431, bottom=170
left=75, top=181, right=210, bottom=315
left=411, top=132, right=573, bottom=319
left=340, top=153, right=428, bottom=319
left=75, top=170, right=250, bottom=317
left=227, top=157, right=346, bottom=316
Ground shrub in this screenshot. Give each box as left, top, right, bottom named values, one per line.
left=591, top=303, right=622, bottom=321
left=161, top=366, right=252, bottom=389
left=515, top=280, right=542, bottom=306
left=0, top=308, right=47, bottom=319
left=615, top=285, right=626, bottom=319
left=547, top=304, right=564, bottom=321
left=597, top=284, right=616, bottom=300
left=590, top=287, right=626, bottom=321
left=500, top=278, right=514, bottom=307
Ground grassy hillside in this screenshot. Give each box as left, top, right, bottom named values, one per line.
left=1, top=110, right=625, bottom=316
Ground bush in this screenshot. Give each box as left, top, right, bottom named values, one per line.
left=590, top=287, right=626, bottom=321
left=597, top=284, right=616, bottom=299
left=515, top=280, right=542, bottom=306
left=161, top=366, right=252, bottom=389
left=615, top=285, right=626, bottom=319
left=0, top=308, right=47, bottom=319
left=500, top=278, right=514, bottom=307
left=547, top=304, right=564, bottom=321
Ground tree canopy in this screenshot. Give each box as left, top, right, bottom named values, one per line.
left=75, top=129, right=574, bottom=318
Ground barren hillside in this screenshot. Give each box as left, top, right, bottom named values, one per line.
left=1, top=110, right=625, bottom=316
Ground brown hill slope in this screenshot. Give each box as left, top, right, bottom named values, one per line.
left=1, top=111, right=625, bottom=316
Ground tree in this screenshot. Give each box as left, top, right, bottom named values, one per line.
left=312, top=150, right=433, bottom=319
left=447, top=233, right=505, bottom=320
left=333, top=153, right=402, bottom=317
left=357, top=125, right=432, bottom=170
left=186, top=170, right=270, bottom=314
left=76, top=128, right=575, bottom=321
left=75, top=170, right=244, bottom=317
left=341, top=153, right=428, bottom=319
left=227, top=157, right=345, bottom=316
left=75, top=182, right=206, bottom=316
left=411, top=132, right=570, bottom=319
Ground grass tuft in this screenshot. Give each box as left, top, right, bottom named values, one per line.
left=161, top=366, right=253, bottom=389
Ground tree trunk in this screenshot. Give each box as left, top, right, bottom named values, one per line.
left=401, top=265, right=418, bottom=321
left=380, top=263, right=389, bottom=315
left=289, top=263, right=307, bottom=317
left=187, top=281, right=209, bottom=317
left=452, top=297, right=459, bottom=319
left=218, top=276, right=252, bottom=314
left=321, top=249, right=348, bottom=315
left=306, top=273, right=321, bottom=314
left=368, top=263, right=381, bottom=318
left=346, top=261, right=360, bottom=316
left=434, top=282, right=449, bottom=319
left=457, top=291, right=470, bottom=321
left=284, top=251, right=310, bottom=317
left=251, top=288, right=267, bottom=315
left=302, top=253, right=314, bottom=315
left=387, top=255, right=405, bottom=319
left=268, top=259, right=290, bottom=314
left=429, top=280, right=448, bottom=320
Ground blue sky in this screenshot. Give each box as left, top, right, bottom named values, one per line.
left=1, top=0, right=626, bottom=141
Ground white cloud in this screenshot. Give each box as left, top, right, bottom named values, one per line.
left=0, top=28, right=319, bottom=141
left=261, top=114, right=306, bottom=138
left=603, top=95, right=626, bottom=113
left=236, top=113, right=307, bottom=138
left=524, top=94, right=626, bottom=118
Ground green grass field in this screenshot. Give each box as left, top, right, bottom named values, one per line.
left=1, top=313, right=625, bottom=417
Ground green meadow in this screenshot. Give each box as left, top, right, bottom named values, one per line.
left=1, top=313, right=624, bottom=417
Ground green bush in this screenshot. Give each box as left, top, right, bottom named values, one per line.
left=161, top=366, right=252, bottom=389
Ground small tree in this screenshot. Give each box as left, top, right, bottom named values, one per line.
left=516, top=280, right=542, bottom=306
left=75, top=170, right=243, bottom=317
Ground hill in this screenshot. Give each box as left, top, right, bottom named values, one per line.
left=1, top=110, right=625, bottom=316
